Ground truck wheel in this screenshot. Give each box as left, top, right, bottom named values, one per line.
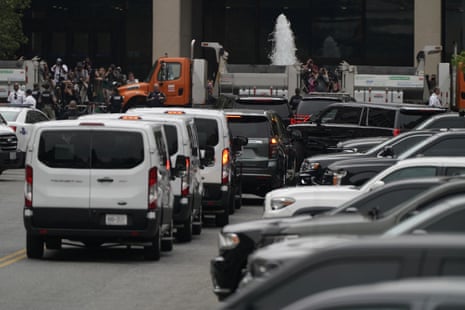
left=144, top=229, right=161, bottom=261
left=215, top=211, right=229, bottom=227
left=176, top=213, right=193, bottom=242
left=161, top=220, right=174, bottom=252
left=27, top=234, right=44, bottom=259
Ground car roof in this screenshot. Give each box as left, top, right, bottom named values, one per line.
left=79, top=113, right=192, bottom=125
left=286, top=277, right=465, bottom=310
left=32, top=119, right=164, bottom=130
left=327, top=101, right=445, bottom=110
left=235, top=96, right=288, bottom=102
left=223, top=108, right=276, bottom=116
left=129, top=107, right=227, bottom=117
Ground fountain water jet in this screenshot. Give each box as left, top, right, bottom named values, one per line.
left=269, top=14, right=298, bottom=65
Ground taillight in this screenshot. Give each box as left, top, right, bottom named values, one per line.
left=393, top=128, right=401, bottom=136
left=269, top=137, right=278, bottom=158
left=25, top=165, right=33, bottom=207
left=9, top=126, right=16, bottom=132
left=290, top=118, right=296, bottom=125
left=181, top=157, right=190, bottom=196
left=148, top=167, right=158, bottom=209
left=221, top=148, right=230, bottom=185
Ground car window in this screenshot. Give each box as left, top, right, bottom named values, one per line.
left=367, top=108, right=396, bottom=128
left=425, top=117, right=465, bottom=129
left=153, top=129, right=168, bottom=165
left=233, top=99, right=291, bottom=122
left=421, top=205, right=465, bottom=234
left=420, top=138, right=465, bottom=156
left=163, top=124, right=178, bottom=156
left=398, top=110, right=441, bottom=130
left=194, top=118, right=219, bottom=147
left=92, top=131, right=144, bottom=169
left=435, top=305, right=465, bottom=310
left=158, top=62, right=181, bottom=81
left=0, top=110, right=20, bottom=122
left=389, top=134, right=432, bottom=156
left=320, top=107, right=362, bottom=125
left=314, top=306, right=411, bottom=310
left=253, top=259, right=401, bottom=310
left=446, top=167, right=465, bottom=176
left=228, top=116, right=270, bottom=138
left=381, top=167, right=437, bottom=184
left=297, top=99, right=336, bottom=116
left=439, top=259, right=465, bottom=276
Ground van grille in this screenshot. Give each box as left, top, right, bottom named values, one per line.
left=0, top=134, right=17, bottom=151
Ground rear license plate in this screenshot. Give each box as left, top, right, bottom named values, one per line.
left=9, top=152, right=16, bottom=160
left=105, top=214, right=127, bottom=226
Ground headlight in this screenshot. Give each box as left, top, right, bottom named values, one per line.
left=300, top=160, right=311, bottom=171
left=251, top=258, right=281, bottom=278
left=270, top=197, right=295, bottom=210
left=218, top=232, right=240, bottom=250
left=332, top=170, right=347, bottom=186
left=310, top=162, right=320, bottom=170
left=300, top=161, right=320, bottom=172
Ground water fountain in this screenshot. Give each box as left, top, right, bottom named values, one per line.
left=269, top=14, right=298, bottom=65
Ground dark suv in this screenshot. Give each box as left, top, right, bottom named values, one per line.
left=290, top=102, right=446, bottom=157
left=224, top=109, right=297, bottom=196
left=230, top=96, right=293, bottom=126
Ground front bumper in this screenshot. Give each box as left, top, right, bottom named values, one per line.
left=0, top=150, right=24, bottom=170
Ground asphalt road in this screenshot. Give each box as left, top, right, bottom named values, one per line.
left=0, top=169, right=264, bottom=310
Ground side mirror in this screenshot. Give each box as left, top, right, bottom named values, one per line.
left=174, top=155, right=187, bottom=178
left=369, top=180, right=385, bottom=191
left=200, top=146, right=215, bottom=167
left=378, top=145, right=394, bottom=158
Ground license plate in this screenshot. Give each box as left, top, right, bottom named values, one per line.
left=105, top=214, right=127, bottom=226
left=9, top=152, right=16, bottom=160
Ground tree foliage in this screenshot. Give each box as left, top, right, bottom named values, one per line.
left=0, top=0, right=31, bottom=59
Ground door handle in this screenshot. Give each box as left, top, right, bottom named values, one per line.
left=97, top=177, right=114, bottom=183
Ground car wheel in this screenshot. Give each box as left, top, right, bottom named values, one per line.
left=144, top=229, right=161, bottom=261
left=161, top=220, right=174, bottom=251
left=26, top=234, right=44, bottom=259
left=234, top=183, right=242, bottom=210
left=176, top=213, right=193, bottom=242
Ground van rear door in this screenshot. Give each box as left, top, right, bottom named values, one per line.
left=89, top=130, right=147, bottom=223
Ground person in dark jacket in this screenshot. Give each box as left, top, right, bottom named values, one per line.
left=147, top=83, right=166, bottom=107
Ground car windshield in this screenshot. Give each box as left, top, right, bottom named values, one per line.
left=228, top=115, right=270, bottom=138
left=0, top=110, right=20, bottom=122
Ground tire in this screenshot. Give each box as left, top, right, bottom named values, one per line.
left=192, top=222, right=202, bottom=235
left=144, top=229, right=161, bottom=261
left=161, top=220, right=174, bottom=252
left=26, top=234, right=44, bottom=259
left=234, top=183, right=242, bottom=210
left=176, top=213, right=193, bottom=242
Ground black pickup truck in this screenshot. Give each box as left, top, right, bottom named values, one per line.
left=289, top=102, right=446, bottom=158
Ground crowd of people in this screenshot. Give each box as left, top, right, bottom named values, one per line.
left=300, top=58, right=340, bottom=94
left=8, top=57, right=139, bottom=119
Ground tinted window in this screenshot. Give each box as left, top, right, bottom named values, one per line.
left=381, top=167, right=437, bottom=184
left=38, top=130, right=90, bottom=169
left=320, top=106, right=362, bottom=125
left=92, top=131, right=144, bottom=169
left=228, top=116, right=270, bottom=138
left=195, top=118, right=219, bottom=147
left=163, top=124, right=178, bottom=156
left=0, top=110, right=20, bottom=122
left=390, top=134, right=431, bottom=156
left=446, top=167, right=465, bottom=176
left=435, top=306, right=465, bottom=310
left=297, top=99, right=336, bottom=117
left=421, top=138, right=465, bottom=156
left=254, top=259, right=401, bottom=310
left=426, top=117, right=465, bottom=129
left=317, top=306, right=410, bottom=310
left=233, top=99, right=291, bottom=121
left=153, top=130, right=168, bottom=165
left=422, top=206, right=465, bottom=233
left=367, top=108, right=396, bottom=128
left=398, top=110, right=440, bottom=130
left=440, top=259, right=465, bottom=276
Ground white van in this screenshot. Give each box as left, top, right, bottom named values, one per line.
left=79, top=113, right=203, bottom=242
left=130, top=108, right=237, bottom=227
left=23, top=119, right=180, bottom=261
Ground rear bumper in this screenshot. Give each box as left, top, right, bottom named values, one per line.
left=202, top=183, right=230, bottom=214
left=238, top=161, right=281, bottom=196
left=24, top=207, right=161, bottom=242
left=0, top=150, right=24, bottom=170
left=172, top=194, right=191, bottom=223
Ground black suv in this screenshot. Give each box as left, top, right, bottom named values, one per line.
left=229, top=96, right=293, bottom=126
left=224, top=109, right=297, bottom=196
left=290, top=102, right=446, bottom=157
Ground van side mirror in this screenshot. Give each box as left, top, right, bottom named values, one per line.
left=200, top=146, right=215, bottom=167
left=378, top=145, right=394, bottom=158
left=173, top=155, right=187, bottom=178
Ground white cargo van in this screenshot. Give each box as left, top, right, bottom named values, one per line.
left=79, top=113, right=204, bottom=241
left=130, top=108, right=238, bottom=227
left=23, top=119, right=180, bottom=260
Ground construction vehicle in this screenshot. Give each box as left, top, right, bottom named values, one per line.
left=0, top=57, right=46, bottom=102
left=339, top=45, right=446, bottom=105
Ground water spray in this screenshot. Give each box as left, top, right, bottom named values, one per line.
left=269, top=14, right=297, bottom=65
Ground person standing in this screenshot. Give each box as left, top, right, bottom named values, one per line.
left=7, top=83, right=25, bottom=104
left=428, top=87, right=442, bottom=107
left=39, top=83, right=57, bottom=119
left=289, top=88, right=303, bottom=112
left=147, top=83, right=166, bottom=107
left=24, top=89, right=37, bottom=108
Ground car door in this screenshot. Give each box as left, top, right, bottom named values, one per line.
left=18, top=110, right=47, bottom=152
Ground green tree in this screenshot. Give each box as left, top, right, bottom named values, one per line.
left=0, top=0, right=31, bottom=59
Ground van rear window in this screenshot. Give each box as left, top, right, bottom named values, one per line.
left=195, top=118, right=219, bottom=148
left=228, top=116, right=270, bottom=138
left=38, top=130, right=144, bottom=169
left=163, top=124, right=178, bottom=156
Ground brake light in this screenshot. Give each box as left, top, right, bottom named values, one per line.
left=25, top=165, right=33, bottom=207
left=393, top=128, right=401, bottom=136
left=269, top=137, right=278, bottom=158
left=181, top=157, right=190, bottom=196
left=165, top=111, right=185, bottom=115
left=120, top=115, right=142, bottom=120
left=221, top=148, right=230, bottom=184
left=148, top=167, right=158, bottom=209
left=9, top=126, right=16, bottom=132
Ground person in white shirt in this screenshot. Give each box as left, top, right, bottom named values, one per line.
left=428, top=87, right=442, bottom=107
left=24, top=89, right=37, bottom=108
left=7, top=83, right=25, bottom=104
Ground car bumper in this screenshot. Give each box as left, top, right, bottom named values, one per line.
left=0, top=150, right=24, bottom=170
left=172, top=194, right=192, bottom=223
left=202, top=183, right=230, bottom=214
left=238, top=161, right=281, bottom=196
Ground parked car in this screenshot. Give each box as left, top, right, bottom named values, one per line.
left=299, top=129, right=437, bottom=185
left=130, top=107, right=241, bottom=227
left=0, top=104, right=49, bottom=168
left=329, top=129, right=465, bottom=186
left=414, top=111, right=465, bottom=129
left=289, top=102, right=445, bottom=158
left=220, top=235, right=465, bottom=309
left=335, top=136, right=389, bottom=153
left=289, top=93, right=355, bottom=125
left=0, top=112, right=20, bottom=174
left=79, top=112, right=204, bottom=241
left=242, top=177, right=465, bottom=286
left=284, top=277, right=465, bottom=310
left=265, top=156, right=465, bottom=218
left=224, top=109, right=297, bottom=196
left=23, top=119, right=185, bottom=260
